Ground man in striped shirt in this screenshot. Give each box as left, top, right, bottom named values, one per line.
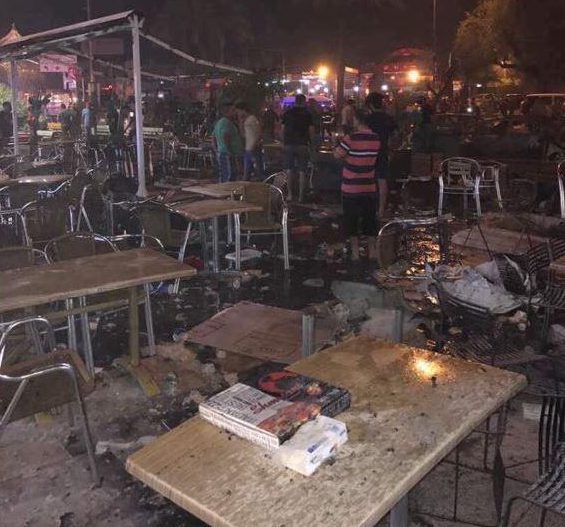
left=334, top=108, right=381, bottom=260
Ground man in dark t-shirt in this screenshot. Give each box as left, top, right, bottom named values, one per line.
left=282, top=94, right=314, bottom=202
left=366, top=92, right=397, bottom=218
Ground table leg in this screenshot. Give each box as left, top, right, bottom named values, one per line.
left=143, top=283, right=155, bottom=355
left=173, top=222, right=192, bottom=294
left=212, top=216, right=220, bottom=273
left=227, top=214, right=233, bottom=245
left=79, top=296, right=94, bottom=375
left=129, top=286, right=140, bottom=367
left=234, top=213, right=241, bottom=271
left=390, top=495, right=408, bottom=527
left=66, top=298, right=77, bottom=351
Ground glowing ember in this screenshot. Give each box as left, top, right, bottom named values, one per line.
left=413, top=357, right=442, bottom=379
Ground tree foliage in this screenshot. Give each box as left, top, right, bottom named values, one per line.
left=454, top=0, right=565, bottom=89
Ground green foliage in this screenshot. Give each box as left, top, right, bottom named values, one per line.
left=454, top=0, right=565, bottom=89
left=0, top=83, right=27, bottom=119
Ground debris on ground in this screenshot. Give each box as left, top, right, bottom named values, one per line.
left=95, top=436, right=157, bottom=457
left=303, top=278, right=324, bottom=288
left=442, top=268, right=523, bottom=314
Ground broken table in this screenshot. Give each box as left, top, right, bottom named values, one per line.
left=126, top=336, right=526, bottom=527
left=0, top=249, right=196, bottom=376
left=170, top=199, right=263, bottom=278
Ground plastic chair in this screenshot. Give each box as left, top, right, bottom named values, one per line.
left=0, top=317, right=98, bottom=483
left=238, top=182, right=290, bottom=270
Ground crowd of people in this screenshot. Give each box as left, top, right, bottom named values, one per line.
left=210, top=91, right=398, bottom=261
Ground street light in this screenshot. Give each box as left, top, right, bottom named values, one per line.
left=407, top=69, right=421, bottom=84
left=318, top=65, right=329, bottom=79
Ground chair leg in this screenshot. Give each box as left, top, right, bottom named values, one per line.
left=66, top=298, right=78, bottom=351
left=173, top=222, right=192, bottom=294
left=143, top=284, right=156, bottom=355
left=539, top=509, right=547, bottom=527
left=234, top=213, right=242, bottom=271
left=70, top=373, right=99, bottom=484
left=438, top=188, right=444, bottom=215
left=282, top=224, right=290, bottom=271
left=499, top=496, right=521, bottom=527
left=475, top=189, right=482, bottom=217
left=79, top=296, right=94, bottom=376
left=495, top=176, right=504, bottom=211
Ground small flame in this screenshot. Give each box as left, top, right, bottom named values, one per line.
left=414, top=357, right=441, bottom=379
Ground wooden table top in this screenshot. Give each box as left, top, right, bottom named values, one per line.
left=126, top=336, right=526, bottom=527
left=181, top=182, right=255, bottom=199
left=171, top=199, right=262, bottom=222
left=0, top=248, right=196, bottom=314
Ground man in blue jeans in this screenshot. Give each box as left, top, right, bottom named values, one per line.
left=282, top=94, right=314, bottom=202
left=236, top=101, right=264, bottom=181
left=212, top=102, right=243, bottom=182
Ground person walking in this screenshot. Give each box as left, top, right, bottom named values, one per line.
left=340, top=97, right=356, bottom=136
left=365, top=92, right=396, bottom=218
left=282, top=94, right=314, bottom=202
left=334, top=108, right=381, bottom=261
left=236, top=101, right=264, bottom=181
left=212, top=102, right=243, bottom=182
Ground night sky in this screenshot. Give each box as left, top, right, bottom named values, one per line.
left=1, top=0, right=478, bottom=69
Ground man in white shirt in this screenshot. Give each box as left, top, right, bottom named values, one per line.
left=236, top=101, right=264, bottom=181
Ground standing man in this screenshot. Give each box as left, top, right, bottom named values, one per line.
left=340, top=97, right=356, bottom=136
left=212, top=102, right=243, bottom=182
left=282, top=94, right=314, bottom=202
left=365, top=92, right=397, bottom=218
left=59, top=103, right=74, bottom=170
left=236, top=101, right=263, bottom=181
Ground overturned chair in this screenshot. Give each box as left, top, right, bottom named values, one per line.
left=0, top=317, right=98, bottom=482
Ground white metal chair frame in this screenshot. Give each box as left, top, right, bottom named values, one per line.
left=238, top=180, right=290, bottom=271
left=558, top=160, right=565, bottom=220
left=0, top=317, right=98, bottom=482
left=438, top=157, right=503, bottom=217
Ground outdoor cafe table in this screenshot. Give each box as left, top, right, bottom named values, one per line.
left=0, top=248, right=196, bottom=368
left=170, top=199, right=263, bottom=275
left=126, top=336, right=526, bottom=527
left=180, top=181, right=255, bottom=199
left=4, top=174, right=72, bottom=185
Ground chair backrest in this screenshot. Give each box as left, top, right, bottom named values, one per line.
left=67, top=170, right=92, bottom=204
left=480, top=160, right=505, bottom=184
left=20, top=199, right=69, bottom=247
left=539, top=396, right=565, bottom=475
left=441, top=157, right=482, bottom=187
left=0, top=246, right=47, bottom=271
left=78, top=184, right=109, bottom=234
left=0, top=209, right=27, bottom=248
left=45, top=231, right=116, bottom=262
left=110, top=233, right=165, bottom=252
left=558, top=161, right=565, bottom=220
left=242, top=182, right=274, bottom=225
left=6, top=183, right=41, bottom=209
left=132, top=200, right=178, bottom=248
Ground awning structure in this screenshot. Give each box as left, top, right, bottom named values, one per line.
left=0, top=11, right=253, bottom=198
left=0, top=11, right=140, bottom=61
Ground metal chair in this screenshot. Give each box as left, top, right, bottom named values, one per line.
left=20, top=199, right=70, bottom=248
left=0, top=208, right=27, bottom=248
left=0, top=317, right=98, bottom=483
left=238, top=182, right=290, bottom=270
left=438, top=157, right=483, bottom=216
left=435, top=281, right=545, bottom=368
left=501, top=442, right=565, bottom=526
left=558, top=161, right=565, bottom=220
left=264, top=171, right=288, bottom=198
left=75, top=184, right=109, bottom=234
left=0, top=246, right=48, bottom=271
left=479, top=160, right=505, bottom=211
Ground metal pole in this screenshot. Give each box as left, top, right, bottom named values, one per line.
left=86, top=0, right=95, bottom=101
left=432, top=0, right=438, bottom=83
left=9, top=60, right=19, bottom=156
left=131, top=15, right=147, bottom=197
